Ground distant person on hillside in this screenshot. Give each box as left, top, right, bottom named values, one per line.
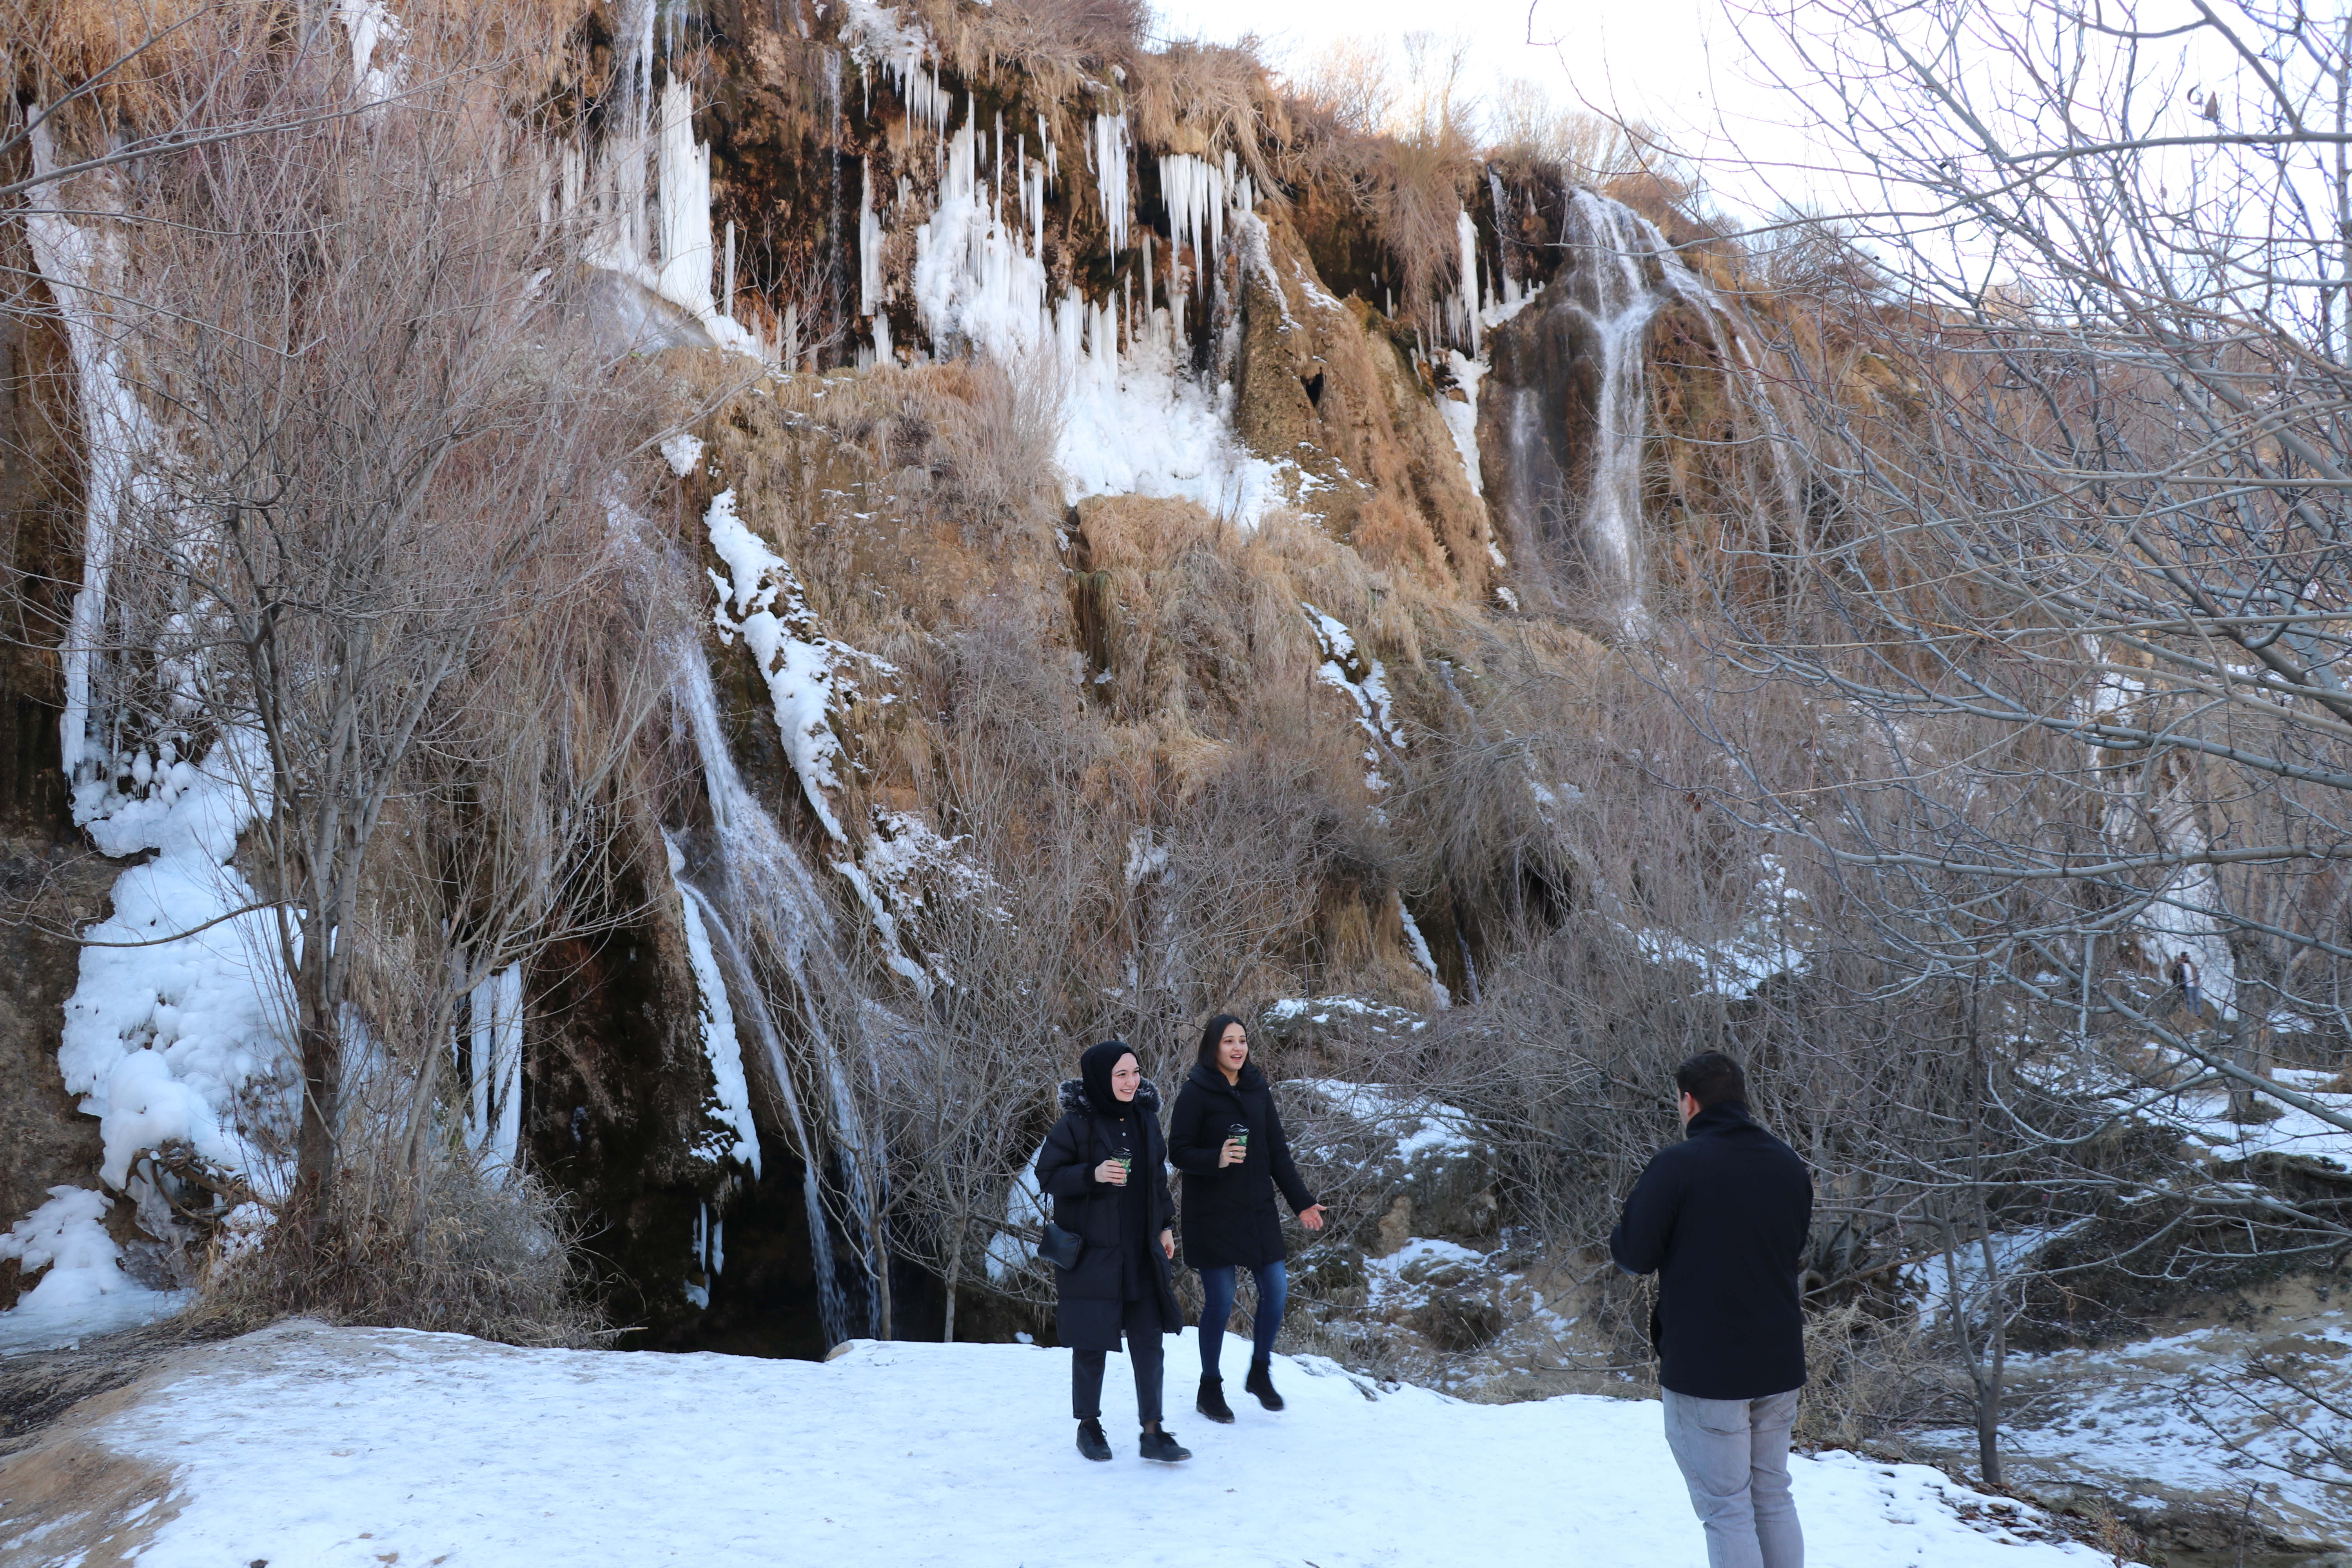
left=1610, top=1051, right=1813, bottom=1568
left=1036, top=1039, right=1191, bottom=1463
left=2172, top=954, right=2203, bottom=1019
left=1166, top=1013, right=1326, bottom=1423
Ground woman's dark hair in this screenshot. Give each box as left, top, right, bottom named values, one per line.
left=1195, top=1013, right=1247, bottom=1071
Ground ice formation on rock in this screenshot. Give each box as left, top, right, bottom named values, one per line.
left=704, top=489, right=886, bottom=844
left=1159, top=151, right=1251, bottom=299
left=57, top=728, right=289, bottom=1196
left=1093, top=112, right=1129, bottom=253
left=1395, top=893, right=1453, bottom=1011
left=463, top=966, right=527, bottom=1173
left=667, top=644, right=860, bottom=1346
left=667, top=840, right=763, bottom=1178
left=334, top=0, right=403, bottom=106
left=0, top=1186, right=189, bottom=1350
left=1303, top=601, right=1407, bottom=793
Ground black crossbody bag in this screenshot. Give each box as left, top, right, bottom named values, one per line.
left=1037, top=1218, right=1083, bottom=1271
left=1040, top=1115, right=1147, bottom=1271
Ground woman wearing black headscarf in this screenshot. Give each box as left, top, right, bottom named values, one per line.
left=1034, top=1039, right=1191, bottom=1463
left=1168, top=1013, right=1324, bottom=1422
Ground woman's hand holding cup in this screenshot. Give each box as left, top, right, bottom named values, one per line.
left=1218, top=1138, right=1246, bottom=1169
left=1095, top=1157, right=1130, bottom=1185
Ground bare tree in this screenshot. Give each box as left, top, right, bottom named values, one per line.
left=1704, top=0, right=2352, bottom=1117
left=1603, top=0, right=2352, bottom=1476
left=36, top=5, right=662, bottom=1228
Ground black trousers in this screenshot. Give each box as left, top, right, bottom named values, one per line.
left=1071, top=1297, right=1165, bottom=1426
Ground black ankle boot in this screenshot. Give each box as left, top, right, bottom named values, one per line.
left=1245, top=1356, right=1285, bottom=1411
left=1139, top=1426, right=1192, bottom=1463
left=1197, top=1376, right=1235, bottom=1424
left=1076, top=1418, right=1112, bottom=1461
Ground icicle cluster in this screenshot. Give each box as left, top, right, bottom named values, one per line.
left=656, top=82, right=717, bottom=320
left=1094, top=112, right=1129, bottom=253
left=464, top=967, right=527, bottom=1171
left=1486, top=172, right=1532, bottom=315
left=858, top=165, right=886, bottom=316
left=1159, top=151, right=1255, bottom=298
left=1441, top=209, right=1482, bottom=352
left=553, top=10, right=766, bottom=359
left=912, top=103, right=1055, bottom=360
left=1019, top=125, right=1053, bottom=259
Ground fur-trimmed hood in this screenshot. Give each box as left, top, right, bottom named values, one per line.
left=1058, top=1076, right=1162, bottom=1117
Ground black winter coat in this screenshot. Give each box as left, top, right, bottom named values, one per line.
left=1608, top=1100, right=1813, bottom=1401
left=1034, top=1077, right=1182, bottom=1352
left=1167, top=1063, right=1317, bottom=1270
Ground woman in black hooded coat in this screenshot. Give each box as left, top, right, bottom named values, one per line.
left=1034, top=1040, right=1191, bottom=1463
left=1167, top=1013, right=1324, bottom=1423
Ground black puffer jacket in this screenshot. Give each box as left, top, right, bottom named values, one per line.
left=1167, top=1062, right=1316, bottom=1270
left=1034, top=1077, right=1182, bottom=1352
left=1608, top=1100, right=1813, bottom=1400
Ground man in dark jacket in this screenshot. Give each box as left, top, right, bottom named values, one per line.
left=1610, top=1051, right=1812, bottom=1568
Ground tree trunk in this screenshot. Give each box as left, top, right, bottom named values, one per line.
left=1974, top=1366, right=2003, bottom=1488
left=293, top=931, right=341, bottom=1225
left=873, top=1191, right=895, bottom=1340
left=1973, top=1220, right=2008, bottom=1488
left=942, top=1225, right=961, bottom=1344
left=2222, top=1018, right=2265, bottom=1122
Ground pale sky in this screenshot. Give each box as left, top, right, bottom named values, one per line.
left=1148, top=0, right=1820, bottom=220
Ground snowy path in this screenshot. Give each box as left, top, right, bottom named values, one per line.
left=5, top=1320, right=2100, bottom=1567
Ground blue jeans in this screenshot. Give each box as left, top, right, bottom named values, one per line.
left=1196, top=1260, right=1287, bottom=1378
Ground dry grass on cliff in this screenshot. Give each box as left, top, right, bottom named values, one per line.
left=1, top=0, right=211, bottom=122
left=1127, top=41, right=1284, bottom=180
left=674, top=351, right=1504, bottom=1016
left=911, top=0, right=1146, bottom=95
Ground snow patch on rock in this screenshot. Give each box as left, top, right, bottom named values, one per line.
left=0, top=1186, right=191, bottom=1355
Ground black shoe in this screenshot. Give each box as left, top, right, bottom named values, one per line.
left=1245, top=1356, right=1285, bottom=1412
left=1076, top=1418, right=1112, bottom=1462
left=1197, top=1376, right=1235, bottom=1424
left=1138, top=1427, right=1192, bottom=1463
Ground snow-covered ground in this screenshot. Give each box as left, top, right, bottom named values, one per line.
left=2165, top=1065, right=2352, bottom=1168
left=1918, top=1276, right=2352, bottom=1550
left=0, top=1319, right=2107, bottom=1567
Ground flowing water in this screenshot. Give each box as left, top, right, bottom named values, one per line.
left=668, top=639, right=887, bottom=1343
left=1486, top=189, right=1798, bottom=630
left=1560, top=191, right=1668, bottom=627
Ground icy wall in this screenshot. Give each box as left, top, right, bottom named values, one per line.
left=0, top=0, right=1788, bottom=1347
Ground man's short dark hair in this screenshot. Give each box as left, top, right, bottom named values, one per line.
left=1674, top=1052, right=1747, bottom=1110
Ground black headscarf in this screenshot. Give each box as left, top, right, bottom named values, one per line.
left=1078, top=1038, right=1140, bottom=1119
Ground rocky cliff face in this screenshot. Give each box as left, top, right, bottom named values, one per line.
left=0, top=0, right=1783, bottom=1348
